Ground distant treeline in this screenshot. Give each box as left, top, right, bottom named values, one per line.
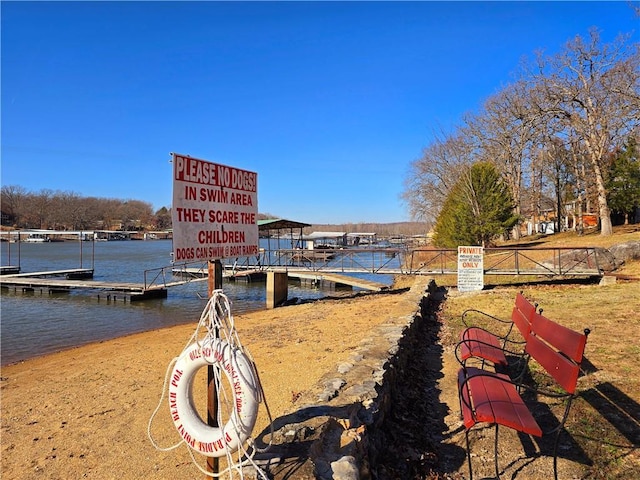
left=302, top=222, right=428, bottom=237
left=1, top=186, right=425, bottom=236
left=1, top=185, right=170, bottom=231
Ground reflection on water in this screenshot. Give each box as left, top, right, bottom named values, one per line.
left=0, top=240, right=391, bottom=365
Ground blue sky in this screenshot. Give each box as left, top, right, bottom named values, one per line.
left=2, top=1, right=638, bottom=224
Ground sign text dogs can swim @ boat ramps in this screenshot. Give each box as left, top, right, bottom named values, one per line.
left=171, top=153, right=258, bottom=262
left=457, top=246, right=484, bottom=292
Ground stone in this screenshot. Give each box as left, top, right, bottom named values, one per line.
left=337, top=362, right=354, bottom=374
left=330, top=456, right=359, bottom=480
left=599, top=275, right=617, bottom=286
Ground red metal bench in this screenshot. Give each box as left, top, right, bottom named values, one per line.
left=458, top=310, right=590, bottom=480
left=455, top=292, right=537, bottom=372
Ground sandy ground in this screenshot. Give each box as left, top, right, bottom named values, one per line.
left=5, top=276, right=620, bottom=480
left=1, top=280, right=425, bottom=480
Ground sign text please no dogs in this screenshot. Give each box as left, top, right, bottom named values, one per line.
left=171, top=153, right=258, bottom=262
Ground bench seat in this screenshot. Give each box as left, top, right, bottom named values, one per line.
left=456, top=292, right=536, bottom=371
left=458, top=327, right=509, bottom=367
left=458, top=366, right=542, bottom=436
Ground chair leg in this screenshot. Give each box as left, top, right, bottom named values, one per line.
left=465, top=429, right=474, bottom=480
left=494, top=424, right=501, bottom=479
left=552, top=399, right=573, bottom=480
left=552, top=429, right=561, bottom=480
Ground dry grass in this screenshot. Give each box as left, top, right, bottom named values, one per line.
left=427, top=225, right=640, bottom=288
left=510, top=224, right=640, bottom=250
left=438, top=225, right=640, bottom=479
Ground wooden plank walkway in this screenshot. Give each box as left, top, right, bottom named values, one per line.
left=3, top=268, right=95, bottom=278
left=288, top=271, right=388, bottom=291
left=0, top=271, right=168, bottom=300
left=176, top=267, right=388, bottom=291
left=0, top=265, right=21, bottom=275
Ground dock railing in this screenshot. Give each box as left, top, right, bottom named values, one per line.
left=257, top=247, right=406, bottom=274
left=143, top=262, right=215, bottom=290
left=406, top=246, right=603, bottom=277
left=143, top=266, right=169, bottom=290
left=155, top=245, right=603, bottom=283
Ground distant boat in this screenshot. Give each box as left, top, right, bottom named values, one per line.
left=24, top=234, right=50, bottom=243
left=292, top=249, right=335, bottom=263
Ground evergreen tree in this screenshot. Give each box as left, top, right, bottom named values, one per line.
left=607, top=137, right=640, bottom=225
left=433, top=162, right=519, bottom=247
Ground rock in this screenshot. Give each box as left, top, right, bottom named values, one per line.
left=609, top=240, right=640, bottom=264
left=330, top=456, right=359, bottom=480
left=599, top=275, right=617, bottom=286
left=337, top=362, right=353, bottom=374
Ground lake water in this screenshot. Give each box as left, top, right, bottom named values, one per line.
left=0, top=239, right=393, bottom=365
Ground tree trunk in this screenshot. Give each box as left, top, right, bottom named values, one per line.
left=590, top=157, right=612, bottom=235
left=511, top=202, right=522, bottom=240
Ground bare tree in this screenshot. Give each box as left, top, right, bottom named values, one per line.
left=49, top=192, right=70, bottom=230
left=539, top=138, right=574, bottom=232
left=53, top=192, right=98, bottom=230
left=403, top=130, right=475, bottom=224
left=465, top=80, right=544, bottom=239
left=22, top=189, right=55, bottom=229
left=530, top=29, right=640, bottom=235
left=117, top=200, right=154, bottom=231
left=564, top=134, right=598, bottom=233
left=1, top=185, right=28, bottom=227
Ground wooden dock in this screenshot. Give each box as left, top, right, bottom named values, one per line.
left=4, top=268, right=95, bottom=279
left=0, top=269, right=168, bottom=301
left=175, top=267, right=388, bottom=292
left=282, top=271, right=388, bottom=291
left=0, top=265, right=21, bottom=275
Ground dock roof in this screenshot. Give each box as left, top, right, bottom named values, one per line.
left=305, top=231, right=347, bottom=239
left=257, top=218, right=311, bottom=231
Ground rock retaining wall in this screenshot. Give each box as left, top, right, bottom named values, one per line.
left=253, top=277, right=437, bottom=480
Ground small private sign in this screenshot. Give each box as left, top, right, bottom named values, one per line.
left=457, top=246, right=484, bottom=292
left=171, top=153, right=258, bottom=262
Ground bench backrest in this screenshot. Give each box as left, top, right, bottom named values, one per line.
left=526, top=312, right=589, bottom=394
left=510, top=292, right=537, bottom=339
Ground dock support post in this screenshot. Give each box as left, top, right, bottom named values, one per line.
left=266, top=271, right=288, bottom=309
left=206, top=259, right=223, bottom=478
left=207, top=259, right=223, bottom=294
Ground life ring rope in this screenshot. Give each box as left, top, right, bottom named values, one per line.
left=147, top=355, right=183, bottom=452
left=148, top=290, right=274, bottom=478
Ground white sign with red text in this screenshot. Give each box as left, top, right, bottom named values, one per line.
left=457, top=246, right=484, bottom=292
left=171, top=153, right=258, bottom=262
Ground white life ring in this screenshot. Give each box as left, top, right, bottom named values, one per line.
left=168, top=338, right=259, bottom=457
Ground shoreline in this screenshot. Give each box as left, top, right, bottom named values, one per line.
left=0, top=320, right=195, bottom=368
left=0, top=272, right=392, bottom=367
left=0, top=289, right=375, bottom=368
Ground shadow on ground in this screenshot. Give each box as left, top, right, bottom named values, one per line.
left=367, top=286, right=468, bottom=479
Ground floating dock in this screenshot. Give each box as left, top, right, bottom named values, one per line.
left=0, top=265, right=21, bottom=275
left=5, top=268, right=95, bottom=279
left=175, top=267, right=388, bottom=292
left=0, top=268, right=169, bottom=301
